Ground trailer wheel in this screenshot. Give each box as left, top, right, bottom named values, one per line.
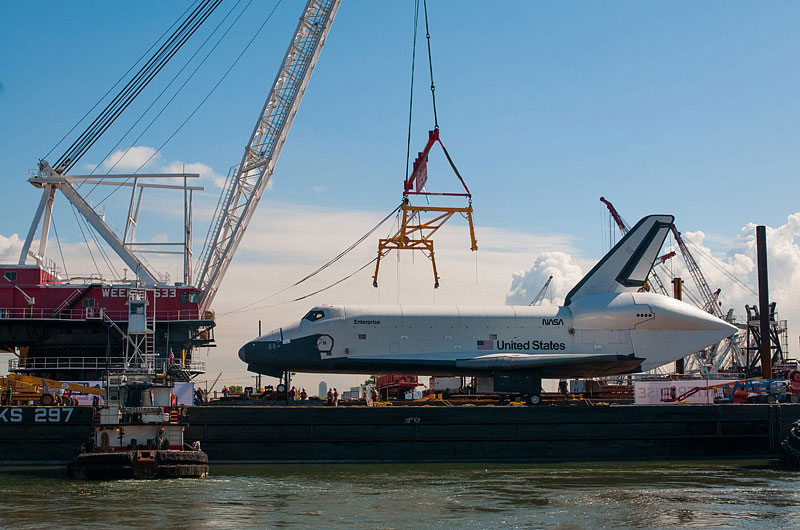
left=40, top=393, right=55, bottom=406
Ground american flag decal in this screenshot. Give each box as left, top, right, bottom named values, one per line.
left=477, top=340, right=494, bottom=350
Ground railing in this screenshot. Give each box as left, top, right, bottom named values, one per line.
left=9, top=357, right=206, bottom=374
left=0, top=307, right=205, bottom=322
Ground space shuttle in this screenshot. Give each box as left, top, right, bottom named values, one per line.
left=239, top=215, right=737, bottom=403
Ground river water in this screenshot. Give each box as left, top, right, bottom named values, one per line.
left=0, top=461, right=798, bottom=528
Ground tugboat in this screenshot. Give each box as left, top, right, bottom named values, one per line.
left=68, top=289, right=208, bottom=479
left=68, top=378, right=208, bottom=479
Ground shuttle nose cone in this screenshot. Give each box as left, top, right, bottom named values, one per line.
left=721, top=319, right=738, bottom=335
left=238, top=341, right=254, bottom=363
left=694, top=308, right=738, bottom=336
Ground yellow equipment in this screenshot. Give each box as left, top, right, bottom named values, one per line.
left=0, top=373, right=104, bottom=406
left=373, top=129, right=477, bottom=288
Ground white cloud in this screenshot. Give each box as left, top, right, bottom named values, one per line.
left=103, top=146, right=159, bottom=171
left=160, top=160, right=226, bottom=189
left=97, top=146, right=226, bottom=189
left=312, top=185, right=326, bottom=194
left=505, top=251, right=585, bottom=306
left=0, top=233, right=22, bottom=261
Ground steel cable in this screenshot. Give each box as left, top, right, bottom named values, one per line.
left=84, top=0, right=247, bottom=198
left=422, top=0, right=438, bottom=129
left=404, top=0, right=420, bottom=183
left=219, top=204, right=402, bottom=316
left=44, top=1, right=200, bottom=161
left=57, top=0, right=214, bottom=171
left=55, top=0, right=221, bottom=174
left=93, top=0, right=284, bottom=208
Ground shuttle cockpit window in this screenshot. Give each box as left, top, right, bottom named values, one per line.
left=303, top=310, right=325, bottom=322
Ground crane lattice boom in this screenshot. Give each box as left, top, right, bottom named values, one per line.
left=196, top=0, right=341, bottom=311
left=530, top=276, right=553, bottom=306
left=669, top=227, right=724, bottom=320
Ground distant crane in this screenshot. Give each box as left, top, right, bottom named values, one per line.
left=530, top=276, right=553, bottom=306
left=669, top=225, right=745, bottom=372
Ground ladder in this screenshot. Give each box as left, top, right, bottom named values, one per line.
left=124, top=288, right=156, bottom=373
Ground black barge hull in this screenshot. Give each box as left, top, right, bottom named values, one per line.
left=4, top=404, right=800, bottom=464
left=185, top=404, right=800, bottom=464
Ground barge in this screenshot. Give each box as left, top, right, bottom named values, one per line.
left=3, top=403, right=800, bottom=465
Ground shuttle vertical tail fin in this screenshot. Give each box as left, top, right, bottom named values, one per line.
left=564, top=214, right=674, bottom=305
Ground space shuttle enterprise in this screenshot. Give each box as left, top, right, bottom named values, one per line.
left=239, top=215, right=737, bottom=404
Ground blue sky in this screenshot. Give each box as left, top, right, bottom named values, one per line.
left=2, top=0, right=800, bottom=258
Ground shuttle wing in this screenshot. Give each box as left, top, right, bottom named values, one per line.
left=564, top=214, right=674, bottom=305
left=457, top=352, right=644, bottom=377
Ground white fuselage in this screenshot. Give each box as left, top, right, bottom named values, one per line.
left=240, top=292, right=737, bottom=378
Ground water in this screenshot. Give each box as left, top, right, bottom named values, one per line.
left=0, top=462, right=798, bottom=528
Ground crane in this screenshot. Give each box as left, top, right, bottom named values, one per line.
left=19, top=0, right=228, bottom=285
left=19, top=0, right=341, bottom=309
left=530, top=276, right=553, bottom=306
left=196, top=0, right=341, bottom=312
left=669, top=226, right=724, bottom=319
left=669, top=225, right=745, bottom=373
left=5, top=1, right=341, bottom=382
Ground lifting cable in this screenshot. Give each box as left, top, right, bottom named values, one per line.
left=50, top=213, right=69, bottom=280
left=87, top=0, right=249, bottom=191
left=685, top=239, right=758, bottom=297
left=44, top=1, right=199, bottom=162
left=404, top=0, right=421, bottom=183
left=219, top=204, right=402, bottom=317
left=292, top=204, right=402, bottom=286
left=93, top=0, right=284, bottom=209
left=53, top=0, right=222, bottom=175
left=59, top=0, right=221, bottom=174
left=70, top=0, right=281, bottom=281
left=422, top=0, right=438, bottom=130
left=219, top=258, right=379, bottom=318
left=68, top=204, right=102, bottom=279
left=404, top=0, right=441, bottom=182
left=80, top=213, right=120, bottom=280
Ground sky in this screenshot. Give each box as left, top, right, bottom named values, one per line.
left=2, top=1, right=800, bottom=391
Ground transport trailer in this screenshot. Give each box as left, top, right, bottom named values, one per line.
left=3, top=404, right=800, bottom=465
left=185, top=404, right=800, bottom=464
